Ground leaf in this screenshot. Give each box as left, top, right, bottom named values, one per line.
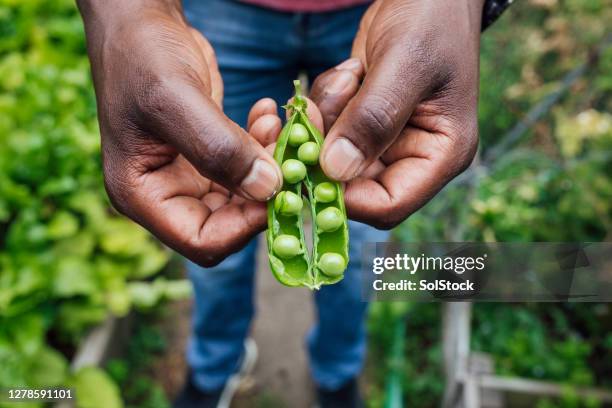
left=67, top=191, right=106, bottom=224
left=13, top=314, right=46, bottom=356
left=0, top=341, right=30, bottom=389
left=158, top=279, right=192, bottom=301
left=57, top=302, right=107, bottom=339
left=27, top=346, right=67, bottom=387
left=46, top=210, right=79, bottom=239
left=70, top=367, right=123, bottom=408
left=127, top=282, right=161, bottom=309
left=53, top=231, right=95, bottom=257
left=39, top=176, right=78, bottom=196
left=98, top=219, right=150, bottom=257
left=130, top=244, right=169, bottom=279
left=105, top=286, right=131, bottom=317
left=53, top=257, right=96, bottom=297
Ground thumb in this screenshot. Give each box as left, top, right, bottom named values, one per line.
left=320, top=53, right=429, bottom=181
left=139, top=78, right=282, bottom=201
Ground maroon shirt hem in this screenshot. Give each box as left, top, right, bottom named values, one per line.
left=239, top=0, right=371, bottom=13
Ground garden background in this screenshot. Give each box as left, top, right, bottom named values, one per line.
left=0, top=0, right=610, bottom=407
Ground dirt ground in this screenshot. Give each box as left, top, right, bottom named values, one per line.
left=152, top=236, right=317, bottom=407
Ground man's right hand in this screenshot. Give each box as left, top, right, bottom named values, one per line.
left=77, top=0, right=282, bottom=266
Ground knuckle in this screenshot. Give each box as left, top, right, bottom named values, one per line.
left=362, top=103, right=394, bottom=135
left=210, top=135, right=242, bottom=164
left=354, top=94, right=400, bottom=145
left=203, top=135, right=244, bottom=181
left=309, top=72, right=330, bottom=103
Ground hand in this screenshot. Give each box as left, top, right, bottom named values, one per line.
left=311, top=0, right=484, bottom=229
left=77, top=0, right=282, bottom=266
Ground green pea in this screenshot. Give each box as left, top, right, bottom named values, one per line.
left=314, top=182, right=337, bottom=203
left=282, top=159, right=307, bottom=184
left=274, top=191, right=303, bottom=215
left=273, top=235, right=302, bottom=259
left=288, top=123, right=310, bottom=147
left=297, top=142, right=319, bottom=165
left=316, top=207, right=343, bottom=232
left=318, top=253, right=346, bottom=277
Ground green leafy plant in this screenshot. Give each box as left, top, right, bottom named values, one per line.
left=0, top=1, right=190, bottom=406
left=106, top=315, right=171, bottom=408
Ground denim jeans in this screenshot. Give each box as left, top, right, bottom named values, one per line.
left=183, top=0, right=389, bottom=392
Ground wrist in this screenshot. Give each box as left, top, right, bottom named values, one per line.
left=451, top=0, right=487, bottom=34
left=77, top=0, right=186, bottom=60
left=77, top=0, right=184, bottom=32
left=416, top=0, right=485, bottom=36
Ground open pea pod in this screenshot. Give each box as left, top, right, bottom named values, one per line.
left=266, top=80, right=349, bottom=289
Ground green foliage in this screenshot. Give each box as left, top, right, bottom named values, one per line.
left=69, top=367, right=123, bottom=408
left=367, top=303, right=444, bottom=408
left=472, top=305, right=595, bottom=386
left=106, top=315, right=171, bottom=408
left=0, top=1, right=190, bottom=405
left=478, top=0, right=611, bottom=148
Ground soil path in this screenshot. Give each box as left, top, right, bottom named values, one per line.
left=234, top=236, right=316, bottom=407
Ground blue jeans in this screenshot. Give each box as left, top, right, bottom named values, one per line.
left=183, top=0, right=389, bottom=392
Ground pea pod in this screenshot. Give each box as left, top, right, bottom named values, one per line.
left=267, top=80, right=349, bottom=289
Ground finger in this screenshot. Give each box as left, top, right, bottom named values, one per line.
left=230, top=194, right=247, bottom=205
left=249, top=114, right=282, bottom=147
left=344, top=157, right=447, bottom=229
left=285, top=96, right=324, bottom=134
left=265, top=143, right=276, bottom=155
left=381, top=126, right=444, bottom=164
left=248, top=98, right=277, bottom=130
left=332, top=57, right=364, bottom=76
left=202, top=191, right=229, bottom=211
left=110, top=156, right=267, bottom=267
left=361, top=159, right=385, bottom=179
left=351, top=0, right=381, bottom=70
left=189, top=27, right=223, bottom=107
left=137, top=79, right=282, bottom=201
left=155, top=196, right=266, bottom=266
left=344, top=129, right=472, bottom=229
left=320, top=53, right=431, bottom=181
left=211, top=182, right=229, bottom=195
left=310, top=59, right=365, bottom=132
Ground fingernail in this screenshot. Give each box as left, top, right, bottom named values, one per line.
left=325, top=70, right=354, bottom=94
left=335, top=58, right=361, bottom=71
left=322, top=137, right=365, bottom=181
left=241, top=159, right=281, bottom=201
